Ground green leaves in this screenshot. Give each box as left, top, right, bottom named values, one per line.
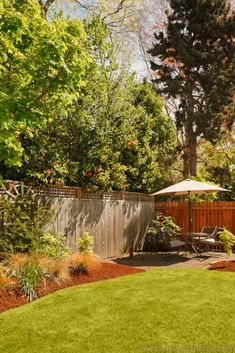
left=0, top=0, right=89, bottom=167
left=0, top=11, right=176, bottom=192
left=219, top=229, right=235, bottom=258
left=0, top=195, right=53, bottom=255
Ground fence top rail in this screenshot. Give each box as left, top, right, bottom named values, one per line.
left=156, top=201, right=235, bottom=205
left=156, top=201, right=235, bottom=210
left=0, top=180, right=154, bottom=202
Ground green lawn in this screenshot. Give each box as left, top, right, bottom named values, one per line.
left=1, top=269, right=235, bottom=353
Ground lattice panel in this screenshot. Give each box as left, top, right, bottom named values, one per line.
left=81, top=191, right=153, bottom=202
left=80, top=192, right=102, bottom=200
left=0, top=181, right=153, bottom=202
left=33, top=186, right=78, bottom=198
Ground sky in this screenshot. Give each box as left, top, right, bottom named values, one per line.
left=48, top=0, right=235, bottom=80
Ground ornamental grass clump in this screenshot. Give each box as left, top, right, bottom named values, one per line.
left=69, top=254, right=101, bottom=275
left=5, top=253, right=71, bottom=301
left=7, top=254, right=47, bottom=302
left=0, top=264, right=15, bottom=292
left=0, top=276, right=15, bottom=292
left=45, top=258, right=70, bottom=283
left=16, top=261, right=44, bottom=302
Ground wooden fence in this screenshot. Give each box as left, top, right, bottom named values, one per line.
left=0, top=181, right=154, bottom=258
left=156, top=201, right=235, bottom=234
left=45, top=197, right=154, bottom=258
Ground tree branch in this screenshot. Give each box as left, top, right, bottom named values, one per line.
left=74, top=0, right=92, bottom=11
left=43, top=0, right=56, bottom=16
left=102, top=0, right=127, bottom=21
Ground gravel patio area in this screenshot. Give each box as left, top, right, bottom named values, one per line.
left=112, top=251, right=235, bottom=270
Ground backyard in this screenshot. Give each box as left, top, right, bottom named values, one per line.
left=0, top=1, right=235, bottom=352
left=1, top=269, right=235, bottom=353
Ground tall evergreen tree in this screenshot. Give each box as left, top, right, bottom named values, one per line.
left=149, top=0, right=235, bottom=176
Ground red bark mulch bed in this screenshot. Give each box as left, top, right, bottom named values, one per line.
left=0, top=262, right=143, bottom=313
left=208, top=260, right=235, bottom=272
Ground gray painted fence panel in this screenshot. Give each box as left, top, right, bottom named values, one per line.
left=46, top=198, right=154, bottom=258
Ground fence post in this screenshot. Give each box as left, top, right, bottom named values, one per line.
left=76, top=188, right=82, bottom=199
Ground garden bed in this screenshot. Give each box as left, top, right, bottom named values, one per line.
left=0, top=262, right=143, bottom=313
left=208, top=260, right=235, bottom=272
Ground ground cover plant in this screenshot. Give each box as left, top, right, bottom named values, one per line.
left=1, top=269, right=235, bottom=353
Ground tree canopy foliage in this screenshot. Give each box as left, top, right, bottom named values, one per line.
left=0, top=0, right=88, bottom=166
left=1, top=0, right=233, bottom=194
left=149, top=0, right=235, bottom=177
left=0, top=13, right=176, bottom=192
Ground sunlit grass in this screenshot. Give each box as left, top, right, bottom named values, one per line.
left=1, top=269, right=235, bottom=353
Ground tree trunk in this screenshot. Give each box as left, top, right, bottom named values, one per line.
left=189, top=137, right=197, bottom=177
left=182, top=149, right=190, bottom=178
left=185, top=79, right=197, bottom=177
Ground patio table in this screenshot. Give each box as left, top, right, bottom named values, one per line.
left=187, top=232, right=208, bottom=255
left=188, top=232, right=208, bottom=240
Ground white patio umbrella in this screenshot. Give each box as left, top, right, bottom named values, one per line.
left=152, top=179, right=228, bottom=233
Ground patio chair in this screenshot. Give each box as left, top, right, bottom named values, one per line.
left=201, top=226, right=217, bottom=237
left=158, top=227, right=186, bottom=254
left=188, top=227, right=217, bottom=252
left=199, top=227, right=224, bottom=252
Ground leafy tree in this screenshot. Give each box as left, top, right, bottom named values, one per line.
left=149, top=0, right=235, bottom=177
left=0, top=0, right=88, bottom=167
left=52, top=17, right=176, bottom=192
left=197, top=129, right=235, bottom=200
left=2, top=17, right=176, bottom=192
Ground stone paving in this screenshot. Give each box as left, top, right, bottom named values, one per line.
left=112, top=251, right=235, bottom=270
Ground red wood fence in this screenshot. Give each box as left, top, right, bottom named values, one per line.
left=155, top=201, right=235, bottom=234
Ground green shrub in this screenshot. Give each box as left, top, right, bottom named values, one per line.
left=77, top=232, right=94, bottom=255
left=143, top=212, right=181, bottom=252
left=119, top=242, right=127, bottom=255
left=219, top=229, right=235, bottom=257
left=0, top=195, right=70, bottom=259
left=143, top=227, right=159, bottom=252
left=31, top=231, right=70, bottom=258
left=0, top=195, right=53, bottom=256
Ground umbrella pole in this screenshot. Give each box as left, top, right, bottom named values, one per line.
left=188, top=192, right=200, bottom=255
left=188, top=192, right=193, bottom=233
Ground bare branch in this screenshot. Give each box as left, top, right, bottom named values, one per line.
left=74, top=0, right=93, bottom=11
left=44, top=0, right=56, bottom=14
left=38, top=0, right=44, bottom=8
left=38, top=0, right=56, bottom=17
left=102, top=0, right=127, bottom=21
